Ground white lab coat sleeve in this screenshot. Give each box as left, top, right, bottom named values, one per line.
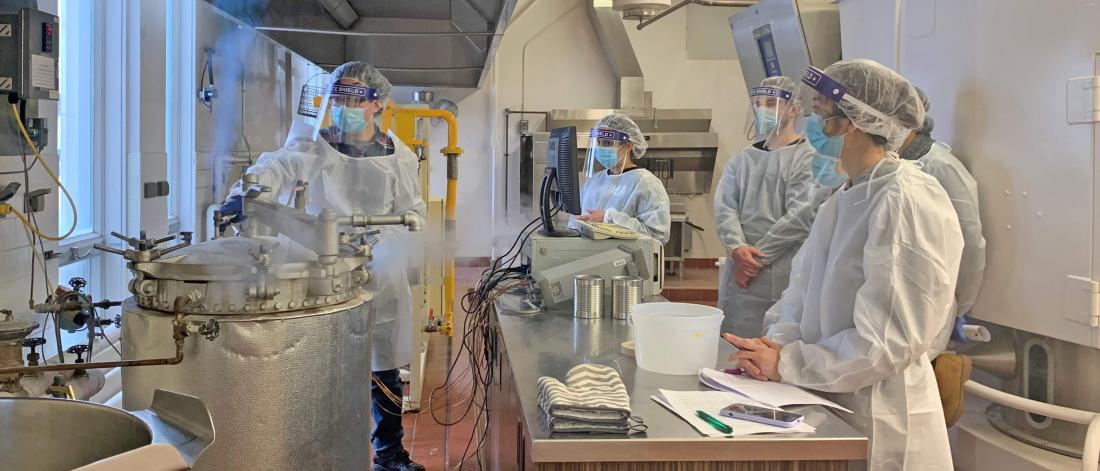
left=227, top=148, right=310, bottom=204
left=713, top=152, right=748, bottom=251
left=925, top=157, right=985, bottom=315
left=754, top=153, right=819, bottom=264
left=763, top=244, right=808, bottom=341
left=604, top=174, right=672, bottom=244
left=774, top=188, right=963, bottom=393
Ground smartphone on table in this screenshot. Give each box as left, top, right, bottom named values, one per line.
left=719, top=403, right=804, bottom=428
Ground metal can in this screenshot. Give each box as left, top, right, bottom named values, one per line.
left=574, top=275, right=604, bottom=319
left=611, top=275, right=644, bottom=320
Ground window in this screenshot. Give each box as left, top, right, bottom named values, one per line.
left=57, top=0, right=95, bottom=239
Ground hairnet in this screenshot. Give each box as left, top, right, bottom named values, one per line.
left=331, top=61, right=392, bottom=103
left=913, top=86, right=935, bottom=136
left=823, top=59, right=925, bottom=150
left=595, top=112, right=648, bottom=159
left=759, top=75, right=803, bottom=115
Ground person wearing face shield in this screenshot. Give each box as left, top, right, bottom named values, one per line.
left=722, top=59, right=964, bottom=470
left=575, top=112, right=671, bottom=243
left=219, top=61, right=426, bottom=471
left=713, top=76, right=828, bottom=338
left=899, top=87, right=986, bottom=351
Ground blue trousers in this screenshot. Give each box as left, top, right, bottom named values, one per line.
left=372, top=368, right=405, bottom=457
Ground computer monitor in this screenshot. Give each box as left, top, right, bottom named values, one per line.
left=538, top=126, right=581, bottom=237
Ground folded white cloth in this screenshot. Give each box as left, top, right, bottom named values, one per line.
left=537, top=364, right=641, bottom=434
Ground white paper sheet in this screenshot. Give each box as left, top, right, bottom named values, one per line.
left=651, top=389, right=816, bottom=437
left=698, top=368, right=853, bottom=413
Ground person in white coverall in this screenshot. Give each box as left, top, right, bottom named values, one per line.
left=724, top=59, right=964, bottom=470
left=219, top=61, right=426, bottom=471
left=714, top=75, right=831, bottom=337
left=899, top=86, right=986, bottom=351
left=574, top=112, right=671, bottom=243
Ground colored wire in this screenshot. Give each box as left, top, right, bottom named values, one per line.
left=8, top=103, right=78, bottom=240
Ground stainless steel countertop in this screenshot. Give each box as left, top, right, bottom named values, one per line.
left=493, top=294, right=867, bottom=463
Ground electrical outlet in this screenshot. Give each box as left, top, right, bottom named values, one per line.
left=518, top=119, right=529, bottom=135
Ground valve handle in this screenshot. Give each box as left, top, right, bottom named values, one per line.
left=22, top=337, right=46, bottom=350
left=65, top=344, right=89, bottom=363
left=68, top=277, right=87, bottom=291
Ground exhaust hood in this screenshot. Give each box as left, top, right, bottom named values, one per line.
left=205, top=0, right=517, bottom=88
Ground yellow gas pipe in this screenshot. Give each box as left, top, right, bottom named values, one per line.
left=382, top=104, right=461, bottom=337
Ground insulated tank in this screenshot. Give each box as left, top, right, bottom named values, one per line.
left=116, top=235, right=375, bottom=470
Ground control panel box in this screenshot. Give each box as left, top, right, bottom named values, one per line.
left=0, top=8, right=59, bottom=101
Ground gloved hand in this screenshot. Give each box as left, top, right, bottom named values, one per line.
left=218, top=195, right=245, bottom=230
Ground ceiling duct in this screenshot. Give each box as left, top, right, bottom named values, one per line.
left=205, top=0, right=517, bottom=88
left=586, top=1, right=646, bottom=109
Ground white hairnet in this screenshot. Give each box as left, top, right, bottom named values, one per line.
left=824, top=59, right=925, bottom=150
left=595, top=112, right=648, bottom=159
left=759, top=75, right=804, bottom=115
left=913, top=86, right=934, bottom=135
left=331, top=61, right=392, bottom=103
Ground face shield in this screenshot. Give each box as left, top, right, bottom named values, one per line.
left=750, top=86, right=798, bottom=147
left=584, top=127, right=632, bottom=177
left=314, top=80, right=384, bottom=155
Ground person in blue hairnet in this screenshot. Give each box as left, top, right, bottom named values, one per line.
left=574, top=112, right=671, bottom=243
left=899, top=86, right=986, bottom=352
left=725, top=59, right=964, bottom=470
left=219, top=61, right=426, bottom=471
left=714, top=76, right=832, bottom=338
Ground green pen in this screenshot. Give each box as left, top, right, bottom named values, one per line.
left=695, top=410, right=733, bottom=434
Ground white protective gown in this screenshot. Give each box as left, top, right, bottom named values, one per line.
left=578, top=167, right=672, bottom=243
left=713, top=140, right=826, bottom=337
left=230, top=123, right=426, bottom=371
left=919, top=143, right=986, bottom=317
left=763, top=159, right=963, bottom=470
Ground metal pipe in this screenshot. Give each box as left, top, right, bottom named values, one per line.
left=1085, top=415, right=1100, bottom=471
left=964, top=380, right=1098, bottom=424
left=636, top=0, right=757, bottom=30
left=0, top=297, right=193, bottom=376
left=252, top=26, right=502, bottom=37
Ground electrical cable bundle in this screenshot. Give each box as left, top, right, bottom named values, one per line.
left=427, top=212, right=553, bottom=469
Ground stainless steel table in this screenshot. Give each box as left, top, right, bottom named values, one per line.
left=485, top=294, right=867, bottom=470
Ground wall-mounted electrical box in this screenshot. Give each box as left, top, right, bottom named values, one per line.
left=0, top=7, right=59, bottom=101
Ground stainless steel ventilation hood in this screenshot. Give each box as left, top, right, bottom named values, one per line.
left=205, top=0, right=517, bottom=88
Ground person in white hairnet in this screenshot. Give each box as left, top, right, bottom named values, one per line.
left=574, top=112, right=671, bottom=243
left=714, top=76, right=832, bottom=338
left=900, top=86, right=986, bottom=350
left=723, top=59, right=964, bottom=470
left=219, top=61, right=426, bottom=471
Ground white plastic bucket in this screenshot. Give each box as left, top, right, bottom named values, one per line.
left=631, top=302, right=723, bottom=375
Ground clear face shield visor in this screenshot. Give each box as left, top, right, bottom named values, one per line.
left=315, top=80, right=382, bottom=150
left=750, top=86, right=796, bottom=146
left=801, top=65, right=900, bottom=147
left=584, top=127, right=632, bottom=177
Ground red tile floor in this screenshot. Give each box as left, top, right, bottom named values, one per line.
left=397, top=265, right=720, bottom=469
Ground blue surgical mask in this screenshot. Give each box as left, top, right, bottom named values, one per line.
left=811, top=153, right=847, bottom=187
left=754, top=107, right=779, bottom=136
left=593, top=146, right=620, bottom=171
left=332, top=105, right=368, bottom=134
left=806, top=113, right=844, bottom=159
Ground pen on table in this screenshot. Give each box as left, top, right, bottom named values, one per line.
left=695, top=410, right=733, bottom=434
left=724, top=367, right=745, bottom=376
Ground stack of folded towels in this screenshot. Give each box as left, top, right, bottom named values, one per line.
left=537, top=363, right=642, bottom=434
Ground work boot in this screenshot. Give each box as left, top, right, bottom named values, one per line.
left=932, top=352, right=972, bottom=427
left=372, top=449, right=426, bottom=471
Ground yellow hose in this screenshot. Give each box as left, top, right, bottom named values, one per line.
left=7, top=103, right=78, bottom=241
